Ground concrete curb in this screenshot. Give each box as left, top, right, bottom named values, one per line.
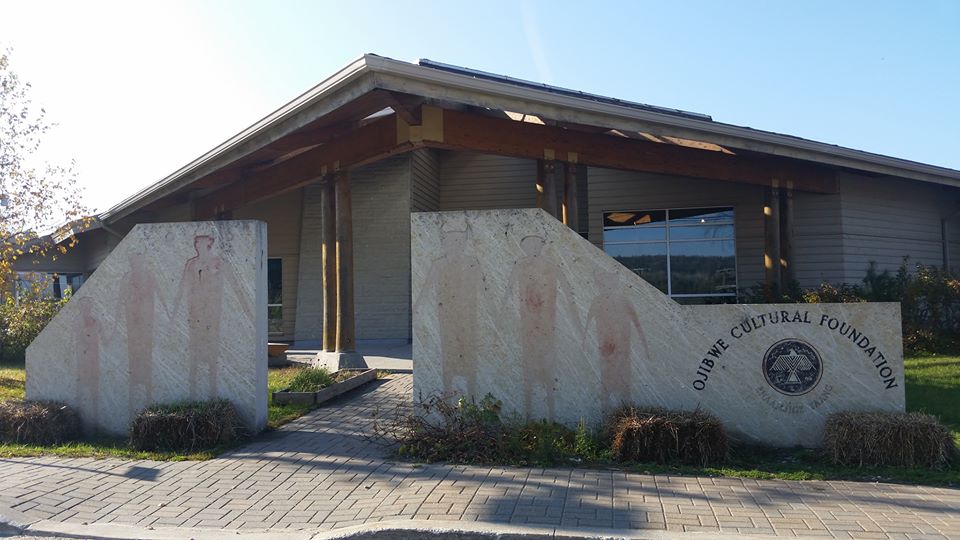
left=0, top=504, right=38, bottom=536
left=0, top=510, right=799, bottom=540
left=314, top=520, right=787, bottom=540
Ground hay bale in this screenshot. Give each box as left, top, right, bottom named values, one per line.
left=604, top=406, right=727, bottom=466
left=130, top=399, right=246, bottom=452
left=0, top=401, right=81, bottom=445
left=823, top=411, right=956, bottom=469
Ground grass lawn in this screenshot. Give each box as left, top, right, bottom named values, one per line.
left=0, top=361, right=325, bottom=460
left=905, top=355, right=960, bottom=441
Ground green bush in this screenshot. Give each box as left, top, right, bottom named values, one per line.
left=823, top=411, right=957, bottom=469
left=0, top=400, right=80, bottom=444
left=287, top=367, right=334, bottom=392
left=741, top=260, right=960, bottom=355
left=603, top=406, right=728, bottom=466
left=505, top=420, right=576, bottom=465
left=371, top=394, right=602, bottom=466
left=130, top=399, right=246, bottom=452
left=0, top=292, right=66, bottom=363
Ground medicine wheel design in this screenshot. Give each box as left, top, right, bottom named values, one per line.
left=762, top=339, right=823, bottom=396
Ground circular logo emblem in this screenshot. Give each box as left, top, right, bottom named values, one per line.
left=762, top=339, right=823, bottom=396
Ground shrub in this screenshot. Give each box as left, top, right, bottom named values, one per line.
left=0, top=292, right=67, bottom=363
left=371, top=394, right=603, bottom=466
left=287, top=367, right=334, bottom=392
left=130, top=399, right=246, bottom=452
left=505, top=420, right=576, bottom=465
left=373, top=393, right=507, bottom=463
left=0, top=400, right=80, bottom=444
left=604, top=406, right=727, bottom=466
left=823, top=411, right=957, bottom=469
left=741, top=260, right=960, bottom=355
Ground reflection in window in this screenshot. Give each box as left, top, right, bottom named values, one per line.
left=14, top=272, right=85, bottom=301
left=603, top=207, right=736, bottom=302
left=267, top=258, right=283, bottom=334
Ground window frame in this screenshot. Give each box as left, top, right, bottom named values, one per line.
left=267, top=257, right=283, bottom=336
left=602, top=206, right=738, bottom=300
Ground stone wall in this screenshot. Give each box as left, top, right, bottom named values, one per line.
left=412, top=209, right=904, bottom=447
left=26, top=221, right=268, bottom=436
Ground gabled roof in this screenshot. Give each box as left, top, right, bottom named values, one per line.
left=101, top=54, right=960, bottom=223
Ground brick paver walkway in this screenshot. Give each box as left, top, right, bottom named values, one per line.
left=0, top=375, right=957, bottom=538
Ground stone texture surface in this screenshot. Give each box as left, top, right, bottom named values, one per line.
left=0, top=376, right=956, bottom=538
left=411, top=209, right=904, bottom=447
left=26, top=221, right=268, bottom=435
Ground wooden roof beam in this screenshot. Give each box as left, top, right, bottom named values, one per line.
left=420, top=107, right=837, bottom=193
left=194, top=114, right=412, bottom=219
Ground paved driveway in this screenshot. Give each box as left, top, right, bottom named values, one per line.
left=0, top=375, right=957, bottom=538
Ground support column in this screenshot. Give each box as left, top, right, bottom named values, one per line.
left=779, top=182, right=795, bottom=285
left=562, top=162, right=579, bottom=231
left=764, top=181, right=782, bottom=298
left=320, top=179, right=337, bottom=352
left=334, top=170, right=356, bottom=353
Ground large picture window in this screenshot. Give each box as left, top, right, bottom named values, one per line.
left=267, top=258, right=283, bottom=334
left=603, top=207, right=737, bottom=302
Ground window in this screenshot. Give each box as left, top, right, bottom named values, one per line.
left=603, top=207, right=737, bottom=302
left=267, top=258, right=283, bottom=334
left=14, top=272, right=84, bottom=301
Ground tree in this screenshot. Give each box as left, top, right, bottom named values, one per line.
left=0, top=48, right=90, bottom=298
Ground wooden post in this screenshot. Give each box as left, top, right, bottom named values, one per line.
left=764, top=182, right=782, bottom=298
left=562, top=162, right=579, bottom=231
left=334, top=170, right=356, bottom=353
left=537, top=159, right=559, bottom=219
left=320, top=179, right=337, bottom=352
left=779, top=182, right=795, bottom=285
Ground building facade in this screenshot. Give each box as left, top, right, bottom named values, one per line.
left=16, top=56, right=960, bottom=349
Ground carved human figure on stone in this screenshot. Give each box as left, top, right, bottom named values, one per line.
left=73, top=297, right=105, bottom=429
left=415, top=228, right=483, bottom=398
left=170, top=235, right=251, bottom=400
left=583, top=269, right=650, bottom=410
left=505, top=235, right=581, bottom=420
left=122, top=252, right=162, bottom=414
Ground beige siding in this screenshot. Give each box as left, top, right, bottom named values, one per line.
left=839, top=173, right=949, bottom=282
left=948, top=214, right=960, bottom=272
left=792, top=191, right=844, bottom=287
left=587, top=167, right=766, bottom=292
left=411, top=149, right=440, bottom=212
left=234, top=190, right=303, bottom=340
left=294, top=184, right=324, bottom=344
left=438, top=151, right=537, bottom=210
left=352, top=155, right=412, bottom=341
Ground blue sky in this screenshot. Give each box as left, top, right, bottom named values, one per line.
left=2, top=0, right=958, bottom=212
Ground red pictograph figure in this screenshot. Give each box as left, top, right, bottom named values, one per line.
left=583, top=270, right=650, bottom=410
left=171, top=235, right=251, bottom=400
left=506, top=235, right=580, bottom=421
left=415, top=229, right=483, bottom=398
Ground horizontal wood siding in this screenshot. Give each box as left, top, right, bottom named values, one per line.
left=294, top=184, right=324, bottom=344
left=587, top=167, right=766, bottom=293
left=411, top=149, right=440, bottom=212
left=791, top=191, right=844, bottom=286
left=438, top=151, right=537, bottom=210
left=234, top=190, right=303, bottom=340
left=839, top=173, right=950, bottom=282
left=948, top=214, right=960, bottom=272
left=352, top=155, right=412, bottom=341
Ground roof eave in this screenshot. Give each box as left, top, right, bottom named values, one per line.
left=101, top=54, right=960, bottom=223
left=100, top=54, right=379, bottom=223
